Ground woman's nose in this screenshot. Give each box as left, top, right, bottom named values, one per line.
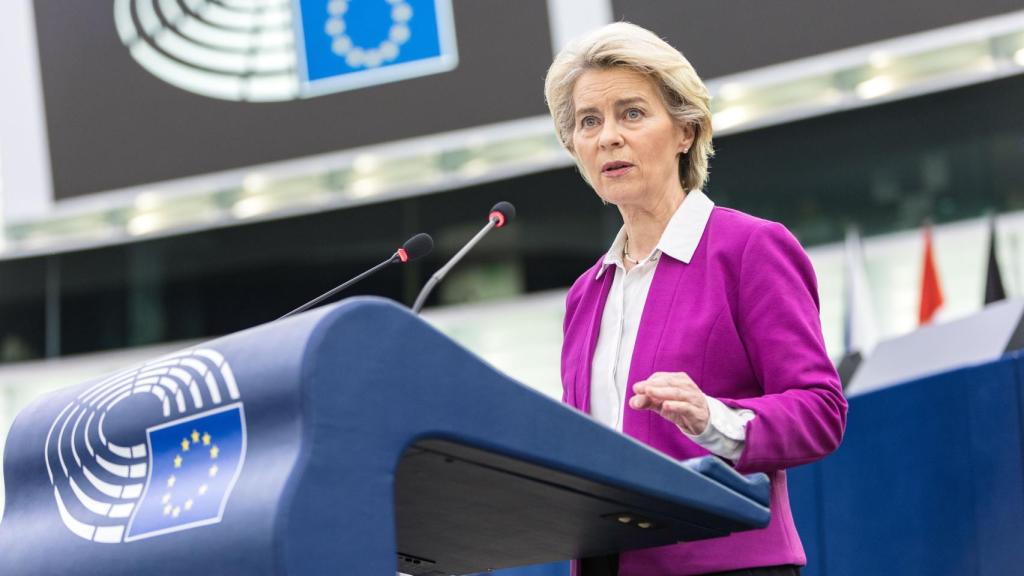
left=598, top=120, right=624, bottom=149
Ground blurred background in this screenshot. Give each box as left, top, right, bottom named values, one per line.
left=2, top=0, right=1024, bottom=546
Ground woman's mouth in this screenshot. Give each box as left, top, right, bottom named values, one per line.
left=601, top=161, right=634, bottom=177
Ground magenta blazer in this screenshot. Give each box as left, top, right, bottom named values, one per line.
left=561, top=206, right=847, bottom=575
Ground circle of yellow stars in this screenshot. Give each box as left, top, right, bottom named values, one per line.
left=161, top=429, right=220, bottom=518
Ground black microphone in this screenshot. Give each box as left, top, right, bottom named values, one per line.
left=411, top=202, right=516, bottom=314
left=280, top=233, right=433, bottom=319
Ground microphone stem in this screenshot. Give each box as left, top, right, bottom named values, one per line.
left=279, top=253, right=398, bottom=319
left=412, top=219, right=498, bottom=314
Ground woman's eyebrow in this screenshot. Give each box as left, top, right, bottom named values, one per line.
left=575, top=96, right=649, bottom=118
left=615, top=96, right=648, bottom=108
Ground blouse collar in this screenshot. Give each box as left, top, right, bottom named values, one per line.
left=596, top=189, right=715, bottom=280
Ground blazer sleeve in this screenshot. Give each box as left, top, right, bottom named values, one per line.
left=718, top=221, right=847, bottom=474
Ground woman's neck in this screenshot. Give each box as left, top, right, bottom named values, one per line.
left=619, top=187, right=687, bottom=260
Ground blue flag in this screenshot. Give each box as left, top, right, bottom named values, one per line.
left=126, top=404, right=246, bottom=541
left=294, top=0, right=458, bottom=95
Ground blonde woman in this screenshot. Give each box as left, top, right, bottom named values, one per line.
left=547, top=23, right=846, bottom=576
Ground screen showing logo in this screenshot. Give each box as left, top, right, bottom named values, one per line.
left=113, top=0, right=458, bottom=102
left=296, top=0, right=457, bottom=95
left=44, top=349, right=246, bottom=543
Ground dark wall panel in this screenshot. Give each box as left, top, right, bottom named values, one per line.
left=613, top=0, right=1024, bottom=77
left=33, top=0, right=553, bottom=200
left=709, top=74, right=1024, bottom=245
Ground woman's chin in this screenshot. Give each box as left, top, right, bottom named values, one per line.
left=598, top=189, right=645, bottom=207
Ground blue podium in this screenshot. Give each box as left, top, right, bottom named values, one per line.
left=789, top=352, right=1024, bottom=576
left=0, top=298, right=769, bottom=575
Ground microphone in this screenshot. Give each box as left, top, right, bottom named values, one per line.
left=280, top=233, right=433, bottom=319
left=411, top=202, right=516, bottom=314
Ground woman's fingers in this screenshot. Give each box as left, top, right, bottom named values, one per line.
left=629, top=394, right=655, bottom=409
left=634, top=372, right=696, bottom=394
left=661, top=401, right=707, bottom=435
left=640, top=371, right=694, bottom=387
left=629, top=372, right=710, bottom=435
left=661, top=399, right=700, bottom=419
left=636, top=384, right=701, bottom=403
left=629, top=388, right=698, bottom=411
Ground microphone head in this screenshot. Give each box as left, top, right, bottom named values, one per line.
left=398, top=233, right=433, bottom=263
left=489, top=201, right=516, bottom=228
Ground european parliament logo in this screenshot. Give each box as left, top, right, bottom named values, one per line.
left=113, top=0, right=458, bottom=102
left=44, top=348, right=247, bottom=543
left=125, top=404, right=245, bottom=540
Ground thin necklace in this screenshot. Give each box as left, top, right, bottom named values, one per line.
left=623, top=236, right=642, bottom=265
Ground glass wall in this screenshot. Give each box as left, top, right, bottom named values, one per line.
left=0, top=72, right=1021, bottom=366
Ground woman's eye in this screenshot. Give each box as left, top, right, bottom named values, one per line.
left=626, top=108, right=644, bottom=120
left=580, top=116, right=599, bottom=128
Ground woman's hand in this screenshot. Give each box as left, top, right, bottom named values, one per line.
left=629, top=372, right=710, bottom=435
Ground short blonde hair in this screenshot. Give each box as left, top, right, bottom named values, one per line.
left=544, top=22, right=714, bottom=192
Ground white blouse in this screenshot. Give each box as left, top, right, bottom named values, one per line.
left=590, top=190, right=755, bottom=461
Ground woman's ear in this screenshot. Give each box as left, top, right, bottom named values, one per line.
left=678, top=123, right=696, bottom=154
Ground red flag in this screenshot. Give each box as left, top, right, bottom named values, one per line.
left=919, top=225, right=944, bottom=325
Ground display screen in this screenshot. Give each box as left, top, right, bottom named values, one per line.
left=32, top=0, right=553, bottom=200
left=612, top=0, right=1024, bottom=77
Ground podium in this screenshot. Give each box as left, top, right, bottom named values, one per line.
left=0, top=298, right=769, bottom=575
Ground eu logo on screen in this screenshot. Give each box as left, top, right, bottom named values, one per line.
left=125, top=404, right=247, bottom=541
left=294, top=0, right=458, bottom=96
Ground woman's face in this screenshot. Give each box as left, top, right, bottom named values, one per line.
left=571, top=68, right=693, bottom=209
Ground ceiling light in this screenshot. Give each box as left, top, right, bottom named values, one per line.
left=349, top=177, right=381, bottom=197
left=231, top=196, right=271, bottom=219
left=717, top=82, right=746, bottom=101
left=242, top=173, right=269, bottom=193
left=712, top=107, right=749, bottom=131
left=127, top=213, right=163, bottom=236
left=855, top=76, right=895, bottom=99
left=352, top=154, right=381, bottom=174
left=868, top=51, right=892, bottom=69
left=134, top=191, right=163, bottom=211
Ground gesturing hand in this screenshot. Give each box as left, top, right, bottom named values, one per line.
left=629, top=372, right=710, bottom=435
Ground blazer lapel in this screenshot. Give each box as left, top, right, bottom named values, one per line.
left=577, top=267, right=615, bottom=415
left=622, top=256, right=687, bottom=436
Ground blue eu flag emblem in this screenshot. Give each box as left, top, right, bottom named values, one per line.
left=126, top=404, right=246, bottom=541
left=293, top=0, right=458, bottom=96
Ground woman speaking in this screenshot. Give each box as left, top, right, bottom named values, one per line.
left=545, top=23, right=847, bottom=576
